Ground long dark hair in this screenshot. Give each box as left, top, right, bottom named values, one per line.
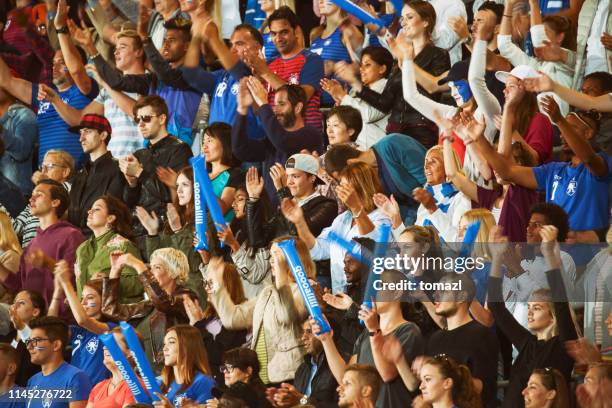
left=531, top=368, right=570, bottom=408
left=514, top=91, right=540, bottom=137
left=205, top=123, right=237, bottom=168
left=171, top=167, right=195, bottom=229
left=99, top=195, right=134, bottom=240
left=423, top=355, right=482, bottom=408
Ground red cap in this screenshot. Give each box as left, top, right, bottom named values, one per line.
left=68, top=114, right=112, bottom=135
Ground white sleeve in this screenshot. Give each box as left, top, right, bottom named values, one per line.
left=401, top=59, right=456, bottom=123
left=432, top=3, right=467, bottom=52
left=427, top=194, right=471, bottom=242
left=530, top=24, right=550, bottom=48
left=468, top=39, right=501, bottom=122
left=497, top=34, right=538, bottom=69
left=341, top=91, right=387, bottom=123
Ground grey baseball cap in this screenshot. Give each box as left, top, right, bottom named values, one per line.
left=285, top=154, right=323, bottom=184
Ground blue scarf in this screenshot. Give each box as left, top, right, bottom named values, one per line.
left=422, top=183, right=459, bottom=240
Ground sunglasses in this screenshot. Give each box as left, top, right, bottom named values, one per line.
left=134, top=114, right=158, bottom=124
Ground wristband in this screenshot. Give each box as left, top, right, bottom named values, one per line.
left=352, top=207, right=364, bottom=219
left=369, top=329, right=381, bottom=337
left=55, top=26, right=69, bottom=35
left=503, top=14, right=512, bottom=17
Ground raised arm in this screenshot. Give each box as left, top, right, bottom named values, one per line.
left=401, top=58, right=456, bottom=123
left=470, top=124, right=539, bottom=189
left=468, top=33, right=501, bottom=121
left=442, top=132, right=478, bottom=201
left=54, top=0, right=92, bottom=95
left=541, top=96, right=609, bottom=177
left=524, top=73, right=612, bottom=112
left=0, top=55, right=33, bottom=105
left=36, top=84, right=102, bottom=126
left=55, top=261, right=110, bottom=334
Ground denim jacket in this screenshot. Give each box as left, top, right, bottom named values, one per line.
left=0, top=103, right=37, bottom=195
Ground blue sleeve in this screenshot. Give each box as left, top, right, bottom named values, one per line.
left=190, top=375, right=215, bottom=403
left=229, top=60, right=252, bottom=81
left=595, top=152, right=612, bottom=182
left=85, top=80, right=100, bottom=100
left=532, top=163, right=552, bottom=192
left=31, top=84, right=40, bottom=110
left=180, top=66, right=219, bottom=96
left=299, top=52, right=324, bottom=90
left=69, top=370, right=93, bottom=401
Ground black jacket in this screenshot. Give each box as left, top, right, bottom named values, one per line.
left=357, top=44, right=450, bottom=147
left=249, top=188, right=338, bottom=243
left=68, top=151, right=126, bottom=234
left=124, top=136, right=192, bottom=235
left=293, top=352, right=338, bottom=407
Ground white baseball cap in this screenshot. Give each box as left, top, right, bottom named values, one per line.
left=285, top=154, right=323, bottom=184
left=495, top=65, right=541, bottom=83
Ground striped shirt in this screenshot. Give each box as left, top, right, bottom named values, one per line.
left=95, top=88, right=143, bottom=158
left=267, top=50, right=324, bottom=131
left=32, top=84, right=98, bottom=166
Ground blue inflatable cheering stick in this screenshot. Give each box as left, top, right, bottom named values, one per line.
left=331, top=0, right=386, bottom=27
left=191, top=155, right=228, bottom=248
left=362, top=222, right=391, bottom=311
left=458, top=220, right=481, bottom=258
left=120, top=322, right=163, bottom=402
left=191, top=156, right=209, bottom=251
left=99, top=332, right=151, bottom=404
left=277, top=239, right=332, bottom=335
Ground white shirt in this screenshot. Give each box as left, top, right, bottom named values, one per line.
left=585, top=0, right=611, bottom=75
left=221, top=0, right=242, bottom=39
left=428, top=0, right=468, bottom=65
left=503, top=251, right=576, bottom=330
left=415, top=191, right=472, bottom=242
left=310, top=208, right=392, bottom=294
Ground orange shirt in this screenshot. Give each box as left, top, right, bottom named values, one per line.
left=88, top=378, right=141, bottom=408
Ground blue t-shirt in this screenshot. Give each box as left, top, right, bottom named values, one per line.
left=70, top=323, right=116, bottom=385
left=32, top=84, right=99, bottom=166
left=165, top=372, right=215, bottom=407
left=532, top=153, right=612, bottom=230
left=0, top=386, right=26, bottom=408
left=26, top=362, right=92, bottom=408
left=180, top=65, right=264, bottom=141
left=310, top=26, right=352, bottom=106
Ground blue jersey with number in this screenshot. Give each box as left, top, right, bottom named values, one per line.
left=532, top=153, right=612, bottom=230
left=165, top=371, right=215, bottom=407
left=70, top=323, right=116, bottom=385
left=26, top=362, right=92, bottom=408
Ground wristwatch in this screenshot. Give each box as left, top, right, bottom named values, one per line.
left=299, top=395, right=309, bottom=405
left=56, top=25, right=69, bottom=35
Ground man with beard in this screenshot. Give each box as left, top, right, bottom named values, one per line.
left=233, top=78, right=323, bottom=202
left=425, top=272, right=499, bottom=408
left=266, top=319, right=338, bottom=407
left=0, top=50, right=98, bottom=166
left=66, top=114, right=126, bottom=235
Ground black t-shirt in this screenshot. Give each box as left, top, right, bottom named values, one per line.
left=426, top=320, right=499, bottom=408
left=354, top=322, right=424, bottom=408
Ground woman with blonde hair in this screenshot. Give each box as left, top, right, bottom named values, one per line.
left=156, top=325, right=215, bottom=406
left=183, top=261, right=248, bottom=383
left=281, top=161, right=392, bottom=293
left=206, top=236, right=313, bottom=384
left=488, top=225, right=578, bottom=407
left=414, top=145, right=471, bottom=242
left=0, top=211, right=21, bottom=303
left=101, top=247, right=199, bottom=373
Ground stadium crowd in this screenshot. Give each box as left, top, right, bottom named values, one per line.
left=0, top=0, right=611, bottom=407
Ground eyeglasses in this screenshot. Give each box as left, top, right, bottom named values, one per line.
left=220, top=364, right=236, bottom=374
left=527, top=221, right=544, bottom=229
left=25, top=337, right=51, bottom=348
left=134, top=115, right=158, bottom=124
left=39, top=163, right=66, bottom=172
